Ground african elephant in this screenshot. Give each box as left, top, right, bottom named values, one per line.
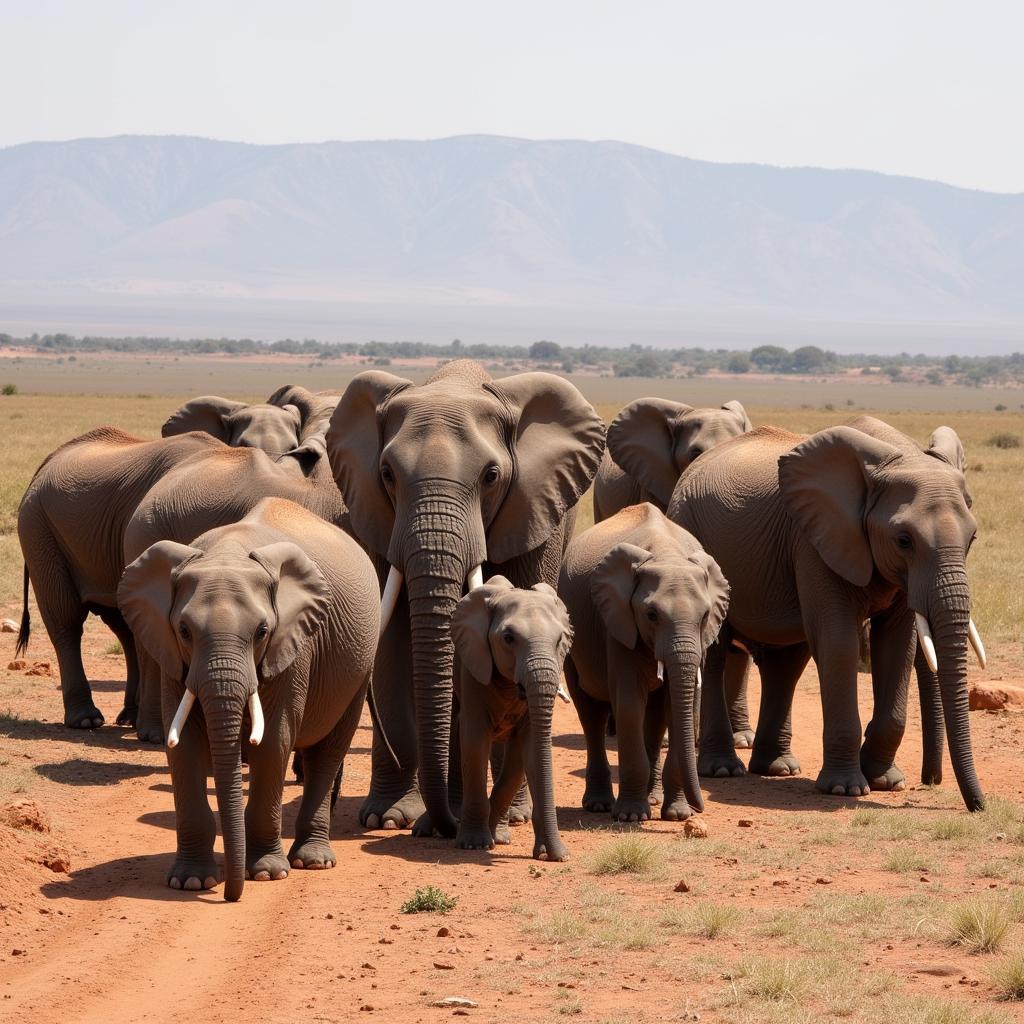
left=326, top=359, right=605, bottom=838
left=670, top=418, right=985, bottom=809
left=123, top=438, right=349, bottom=743
left=118, top=498, right=378, bottom=902
left=559, top=503, right=729, bottom=822
left=453, top=577, right=574, bottom=861
left=600, top=398, right=754, bottom=747
left=16, top=427, right=224, bottom=729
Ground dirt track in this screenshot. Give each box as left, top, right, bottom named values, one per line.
left=2, top=615, right=1024, bottom=1024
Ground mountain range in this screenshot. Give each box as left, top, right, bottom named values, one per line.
left=1, top=134, right=1022, bottom=350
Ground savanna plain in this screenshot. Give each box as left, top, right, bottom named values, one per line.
left=1, top=353, right=1024, bottom=1024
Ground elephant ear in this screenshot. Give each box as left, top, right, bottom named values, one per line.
left=485, top=373, right=606, bottom=564
left=284, top=433, right=327, bottom=476
left=689, top=551, right=730, bottom=650
left=591, top=542, right=651, bottom=649
left=778, top=426, right=900, bottom=587
left=532, top=582, right=575, bottom=658
left=117, top=541, right=203, bottom=680
left=161, top=396, right=246, bottom=441
left=607, top=398, right=694, bottom=507
left=721, top=400, right=753, bottom=433
left=926, top=426, right=966, bottom=472
left=325, top=372, right=413, bottom=557
left=249, top=542, right=330, bottom=679
left=452, top=576, right=515, bottom=685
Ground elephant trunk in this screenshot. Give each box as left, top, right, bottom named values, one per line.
left=927, top=564, right=984, bottom=811
left=522, top=656, right=563, bottom=856
left=915, top=647, right=944, bottom=785
left=665, top=641, right=704, bottom=813
left=400, top=486, right=483, bottom=838
left=193, top=639, right=255, bottom=901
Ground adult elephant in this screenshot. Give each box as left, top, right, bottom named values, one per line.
left=601, top=397, right=754, bottom=747
left=326, top=359, right=605, bottom=837
left=669, top=417, right=985, bottom=810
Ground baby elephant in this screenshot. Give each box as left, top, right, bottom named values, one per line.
left=118, top=498, right=379, bottom=901
left=560, top=503, right=729, bottom=823
left=452, top=577, right=573, bottom=861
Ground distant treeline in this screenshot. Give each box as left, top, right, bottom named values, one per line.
left=2, top=332, right=1023, bottom=386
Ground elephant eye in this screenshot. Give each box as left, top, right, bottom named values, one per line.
left=483, top=464, right=500, bottom=486
left=178, top=623, right=191, bottom=641
left=646, top=609, right=658, bottom=623
left=255, top=623, right=269, bottom=641
left=896, top=532, right=913, bottom=551
left=380, top=463, right=394, bottom=485
left=502, top=630, right=515, bottom=645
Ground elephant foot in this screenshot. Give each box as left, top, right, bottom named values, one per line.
left=493, top=822, right=511, bottom=845
left=412, top=810, right=458, bottom=839
left=456, top=825, right=495, bottom=851
left=749, top=751, right=801, bottom=777
left=534, top=839, right=569, bottom=862
left=815, top=767, right=871, bottom=798
left=291, top=749, right=304, bottom=784
left=288, top=838, right=336, bottom=870
left=698, top=751, right=746, bottom=778
left=611, top=797, right=651, bottom=823
left=647, top=782, right=664, bottom=807
left=115, top=704, right=137, bottom=728
left=733, top=728, right=756, bottom=749
left=136, top=720, right=164, bottom=745
left=582, top=783, right=614, bottom=813
left=661, top=799, right=696, bottom=821
left=507, top=794, right=532, bottom=827
left=64, top=702, right=104, bottom=730
left=864, top=763, right=906, bottom=792
left=360, top=788, right=425, bottom=831
left=167, top=857, right=219, bottom=892
left=247, top=850, right=289, bottom=881
left=920, top=764, right=943, bottom=786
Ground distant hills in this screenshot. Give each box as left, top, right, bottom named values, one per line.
left=1, top=134, right=1022, bottom=352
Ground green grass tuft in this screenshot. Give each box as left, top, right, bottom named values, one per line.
left=400, top=885, right=458, bottom=914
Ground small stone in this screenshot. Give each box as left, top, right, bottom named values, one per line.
left=920, top=876, right=931, bottom=883
left=2, top=799, right=49, bottom=833
left=39, top=848, right=70, bottom=873
left=437, top=926, right=450, bottom=937
left=738, top=819, right=753, bottom=828
left=326, top=912, right=334, bottom=919
left=11, top=949, right=25, bottom=957
left=995, top=832, right=1007, bottom=841
left=682, top=817, right=709, bottom=839
left=772, top=879, right=789, bottom=887
left=360, top=962, right=375, bottom=970
left=378, top=937, right=393, bottom=944
left=969, top=683, right=1024, bottom=711
left=390, top=923, right=400, bottom=930
left=359, top=1005, right=373, bottom=1012
left=430, top=998, right=478, bottom=1008
left=434, top=961, right=456, bottom=970
left=1, top=619, right=17, bottom=633
left=6, top=660, right=27, bottom=671
left=26, top=662, right=52, bottom=677
left=454, top=1011, right=470, bottom=1017
left=673, top=879, right=691, bottom=893
left=815, top=877, right=832, bottom=885
left=515, top=953, right=524, bottom=961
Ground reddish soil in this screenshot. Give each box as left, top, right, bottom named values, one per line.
left=2, top=616, right=1023, bottom=1023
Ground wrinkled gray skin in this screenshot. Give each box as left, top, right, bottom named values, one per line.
left=598, top=398, right=754, bottom=747
left=327, top=359, right=605, bottom=838
left=16, top=427, right=224, bottom=729
left=124, top=441, right=348, bottom=743
left=670, top=417, right=984, bottom=810
left=118, top=498, right=378, bottom=902
left=559, top=504, right=729, bottom=822
left=453, top=578, right=574, bottom=860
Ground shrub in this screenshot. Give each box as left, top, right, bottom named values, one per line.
left=947, top=901, right=1009, bottom=953
left=988, top=432, right=1021, bottom=449
left=589, top=835, right=661, bottom=876
left=400, top=885, right=458, bottom=914
left=992, top=953, right=1024, bottom=1000
left=1, top=383, right=16, bottom=395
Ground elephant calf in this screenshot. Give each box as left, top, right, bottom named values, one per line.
left=452, top=577, right=574, bottom=861
left=118, top=497, right=379, bottom=902
left=560, top=504, right=729, bottom=822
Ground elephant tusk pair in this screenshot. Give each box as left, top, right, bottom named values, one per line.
left=656, top=661, right=702, bottom=687
left=915, top=613, right=986, bottom=673
left=165, top=688, right=264, bottom=749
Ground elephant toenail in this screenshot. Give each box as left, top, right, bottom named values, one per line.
left=255, top=870, right=270, bottom=881
left=184, top=877, right=201, bottom=891
left=383, top=819, right=397, bottom=830
left=169, top=877, right=182, bottom=889
left=274, top=870, right=288, bottom=880
left=204, top=876, right=217, bottom=889
left=291, top=859, right=303, bottom=869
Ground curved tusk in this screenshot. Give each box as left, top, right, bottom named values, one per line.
left=697, top=666, right=702, bottom=690
left=248, top=690, right=264, bottom=746
left=968, top=618, right=987, bottom=670
left=915, top=612, right=938, bottom=673
left=379, top=565, right=404, bottom=638
left=166, top=689, right=195, bottom=749
left=557, top=683, right=570, bottom=704
left=467, top=564, right=484, bottom=591
left=657, top=660, right=664, bottom=681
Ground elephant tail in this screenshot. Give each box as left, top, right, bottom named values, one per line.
left=14, top=564, right=30, bottom=658
left=368, top=675, right=401, bottom=770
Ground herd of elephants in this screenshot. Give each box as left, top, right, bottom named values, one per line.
left=15, top=359, right=987, bottom=902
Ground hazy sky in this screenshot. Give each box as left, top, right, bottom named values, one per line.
left=2, top=1, right=1021, bottom=193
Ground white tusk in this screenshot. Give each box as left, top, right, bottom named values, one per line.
left=379, top=565, right=404, bottom=638
left=915, top=612, right=938, bottom=673
left=248, top=690, right=264, bottom=746
left=968, top=618, right=987, bottom=670
left=657, top=660, right=664, bottom=681
left=166, top=689, right=195, bottom=749
left=467, top=564, right=484, bottom=591
left=697, top=667, right=702, bottom=690
left=557, top=683, right=570, bottom=703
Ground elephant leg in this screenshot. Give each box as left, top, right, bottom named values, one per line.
left=164, top=687, right=217, bottom=891
left=748, top=644, right=810, bottom=776
left=488, top=734, right=526, bottom=839
left=725, top=646, right=755, bottom=748
left=134, top=650, right=165, bottom=744
left=47, top=608, right=102, bottom=730
left=861, top=603, right=915, bottom=792
left=608, top=641, right=651, bottom=823
left=94, top=606, right=139, bottom=728
left=361, top=589, right=424, bottom=830
left=566, top=659, right=613, bottom=812
left=290, top=683, right=367, bottom=871
left=489, top=742, right=531, bottom=828
left=697, top=637, right=746, bottom=778
left=245, top=737, right=289, bottom=882
left=916, top=646, right=944, bottom=785
left=643, top=687, right=667, bottom=806
left=447, top=706, right=463, bottom=819
left=456, top=704, right=494, bottom=851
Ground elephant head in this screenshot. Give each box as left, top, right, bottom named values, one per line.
left=452, top=576, right=573, bottom=856
left=607, top=399, right=752, bottom=506
left=591, top=534, right=730, bottom=815
left=163, top=395, right=304, bottom=457
left=326, top=360, right=605, bottom=835
left=118, top=537, right=329, bottom=900
left=778, top=424, right=984, bottom=809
